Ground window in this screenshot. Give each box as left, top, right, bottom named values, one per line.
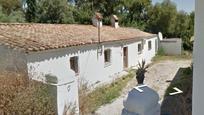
left=138, top=43, right=142, bottom=54
left=104, top=49, right=111, bottom=65
left=70, top=56, right=79, bottom=75
left=148, top=41, right=152, bottom=50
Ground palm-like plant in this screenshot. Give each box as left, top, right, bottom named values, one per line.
left=136, top=60, right=149, bottom=84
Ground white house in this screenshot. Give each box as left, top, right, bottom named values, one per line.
left=0, top=16, right=158, bottom=114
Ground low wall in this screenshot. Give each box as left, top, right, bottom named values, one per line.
left=160, top=39, right=182, bottom=55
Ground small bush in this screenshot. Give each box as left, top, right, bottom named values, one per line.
left=157, top=47, right=165, bottom=56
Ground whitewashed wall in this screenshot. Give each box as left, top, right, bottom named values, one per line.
left=26, top=48, right=79, bottom=115
left=193, top=0, right=204, bottom=114
left=79, top=43, right=124, bottom=85
left=128, top=37, right=158, bottom=66
left=26, top=36, right=158, bottom=115
left=160, top=39, right=182, bottom=55
left=143, top=38, right=158, bottom=64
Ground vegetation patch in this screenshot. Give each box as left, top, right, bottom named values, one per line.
left=161, top=65, right=192, bottom=115
left=79, top=70, right=135, bottom=115
left=0, top=71, right=57, bottom=114
left=153, top=50, right=192, bottom=62
left=164, top=66, right=192, bottom=96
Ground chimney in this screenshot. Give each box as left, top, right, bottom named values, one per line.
left=111, top=15, right=119, bottom=28
left=92, top=12, right=103, bottom=27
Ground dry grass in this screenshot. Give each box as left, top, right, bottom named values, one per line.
left=0, top=71, right=57, bottom=115
left=79, top=70, right=135, bottom=115
left=153, top=51, right=192, bottom=63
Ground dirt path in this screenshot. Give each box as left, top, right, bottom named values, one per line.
left=95, top=60, right=191, bottom=115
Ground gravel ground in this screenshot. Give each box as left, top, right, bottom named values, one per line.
left=95, top=60, right=191, bottom=115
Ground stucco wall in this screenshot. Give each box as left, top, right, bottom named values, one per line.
left=26, top=37, right=158, bottom=85
left=0, top=45, right=27, bottom=72
left=129, top=37, right=158, bottom=66
left=26, top=48, right=79, bottom=115
left=160, top=39, right=182, bottom=55
left=26, top=37, right=158, bottom=115
left=193, top=0, right=204, bottom=114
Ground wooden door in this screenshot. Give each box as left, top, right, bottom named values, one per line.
left=123, top=47, right=128, bottom=68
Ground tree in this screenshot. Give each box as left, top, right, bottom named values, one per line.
left=122, top=0, right=151, bottom=22
left=25, top=0, right=36, bottom=22
left=71, top=0, right=121, bottom=24
left=8, top=10, right=25, bottom=22
left=118, top=0, right=151, bottom=30
left=146, top=0, right=194, bottom=50
left=147, top=0, right=177, bottom=37
left=71, top=0, right=93, bottom=24
left=183, top=11, right=194, bottom=50
left=0, top=0, right=21, bottom=14
left=36, top=0, right=74, bottom=23
left=189, top=12, right=194, bottom=37
left=0, top=0, right=25, bottom=22
left=0, top=6, right=9, bottom=22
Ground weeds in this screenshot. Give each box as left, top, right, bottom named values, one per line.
left=0, top=71, right=57, bottom=115
left=79, top=70, right=135, bottom=114
left=63, top=104, right=77, bottom=115
left=157, top=47, right=165, bottom=56
left=153, top=50, right=192, bottom=62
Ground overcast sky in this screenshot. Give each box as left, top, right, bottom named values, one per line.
left=152, top=0, right=195, bottom=13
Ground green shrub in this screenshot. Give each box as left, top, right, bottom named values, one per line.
left=157, top=47, right=165, bottom=56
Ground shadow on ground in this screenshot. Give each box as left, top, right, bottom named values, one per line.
left=160, top=67, right=192, bottom=115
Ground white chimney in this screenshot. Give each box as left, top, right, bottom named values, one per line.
left=92, top=12, right=103, bottom=27
left=111, top=15, right=119, bottom=28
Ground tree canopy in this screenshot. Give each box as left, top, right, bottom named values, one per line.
left=0, top=0, right=25, bottom=22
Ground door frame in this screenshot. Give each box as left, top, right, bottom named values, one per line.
left=123, top=47, right=128, bottom=69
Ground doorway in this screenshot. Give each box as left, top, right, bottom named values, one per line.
left=123, top=47, right=128, bottom=68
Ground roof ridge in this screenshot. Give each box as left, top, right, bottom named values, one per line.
left=0, top=23, right=155, bottom=53
left=0, top=23, right=89, bottom=26
left=0, top=23, right=31, bottom=25
left=0, top=23, right=149, bottom=32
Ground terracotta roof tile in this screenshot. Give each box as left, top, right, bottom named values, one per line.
left=0, top=23, right=155, bottom=53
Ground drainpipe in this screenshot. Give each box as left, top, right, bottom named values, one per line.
left=98, top=19, right=101, bottom=44
left=97, top=19, right=103, bottom=57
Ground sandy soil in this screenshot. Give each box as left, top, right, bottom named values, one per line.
left=95, top=60, right=191, bottom=115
